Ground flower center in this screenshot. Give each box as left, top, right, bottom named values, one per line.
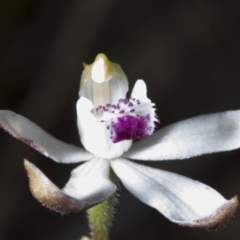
left=94, top=97, right=158, bottom=143
left=77, top=54, right=159, bottom=158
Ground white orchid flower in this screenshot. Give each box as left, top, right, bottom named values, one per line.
left=0, top=54, right=239, bottom=230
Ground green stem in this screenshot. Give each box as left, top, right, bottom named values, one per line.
left=87, top=169, right=118, bottom=240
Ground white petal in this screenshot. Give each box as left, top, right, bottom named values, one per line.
left=24, top=160, right=92, bottom=213
left=24, top=158, right=116, bottom=213
left=76, top=97, right=132, bottom=159
left=131, top=79, right=148, bottom=100
left=111, top=159, right=238, bottom=229
left=63, top=158, right=116, bottom=204
left=0, top=110, right=93, bottom=163
left=124, top=110, right=240, bottom=160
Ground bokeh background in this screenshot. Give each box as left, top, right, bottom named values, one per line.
left=1, top=0, right=240, bottom=239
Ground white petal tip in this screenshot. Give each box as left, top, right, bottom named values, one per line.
left=178, top=196, right=238, bottom=229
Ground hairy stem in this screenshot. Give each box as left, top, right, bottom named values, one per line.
left=87, top=169, right=118, bottom=240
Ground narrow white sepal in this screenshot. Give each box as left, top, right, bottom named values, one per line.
left=63, top=158, right=116, bottom=204
left=124, top=110, right=240, bottom=160
left=131, top=79, right=148, bottom=100
left=111, top=159, right=238, bottom=228
left=0, top=110, right=93, bottom=163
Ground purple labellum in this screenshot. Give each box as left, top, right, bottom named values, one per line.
left=111, top=114, right=152, bottom=143
left=94, top=94, right=158, bottom=144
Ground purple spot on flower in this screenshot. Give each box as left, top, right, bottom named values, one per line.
left=119, top=110, right=125, bottom=114
left=128, top=102, right=133, bottom=107
left=96, top=106, right=102, bottom=112
left=111, top=114, right=153, bottom=143
left=130, top=109, right=135, bottom=113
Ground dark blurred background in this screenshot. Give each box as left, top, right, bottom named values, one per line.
left=1, top=0, right=240, bottom=239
